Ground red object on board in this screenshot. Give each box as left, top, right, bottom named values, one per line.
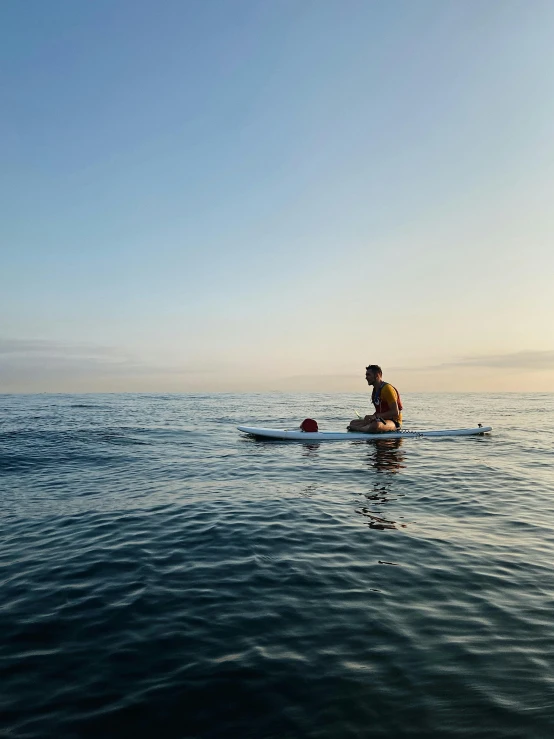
left=300, top=418, right=319, bottom=432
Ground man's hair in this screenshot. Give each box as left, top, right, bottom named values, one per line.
left=365, top=364, right=383, bottom=376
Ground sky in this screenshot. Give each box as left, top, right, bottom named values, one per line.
left=2, top=0, right=553, bottom=393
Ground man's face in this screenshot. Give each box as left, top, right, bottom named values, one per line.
left=365, top=369, right=375, bottom=385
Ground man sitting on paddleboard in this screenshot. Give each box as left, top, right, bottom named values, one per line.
left=347, top=365, right=403, bottom=433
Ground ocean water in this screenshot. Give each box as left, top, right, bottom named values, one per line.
left=1, top=392, right=554, bottom=739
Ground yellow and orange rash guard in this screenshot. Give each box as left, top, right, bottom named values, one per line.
left=373, top=383, right=402, bottom=425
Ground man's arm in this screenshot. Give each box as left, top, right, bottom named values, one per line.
left=370, top=400, right=399, bottom=421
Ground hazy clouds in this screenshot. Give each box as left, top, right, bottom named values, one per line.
left=436, top=351, right=554, bottom=371
left=0, top=338, right=213, bottom=392
left=2, top=339, right=554, bottom=393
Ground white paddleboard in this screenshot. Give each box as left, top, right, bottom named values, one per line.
left=238, top=425, right=492, bottom=441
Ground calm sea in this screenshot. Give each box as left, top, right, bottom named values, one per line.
left=1, top=392, right=553, bottom=738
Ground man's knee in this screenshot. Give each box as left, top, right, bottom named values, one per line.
left=368, top=420, right=396, bottom=433
left=377, top=420, right=397, bottom=432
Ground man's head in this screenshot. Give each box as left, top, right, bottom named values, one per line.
left=365, top=364, right=382, bottom=386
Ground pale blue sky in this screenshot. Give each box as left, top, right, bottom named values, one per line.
left=2, top=0, right=554, bottom=391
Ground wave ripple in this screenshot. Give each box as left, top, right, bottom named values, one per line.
left=1, top=393, right=554, bottom=738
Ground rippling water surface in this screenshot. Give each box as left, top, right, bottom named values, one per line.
left=1, top=393, right=554, bottom=738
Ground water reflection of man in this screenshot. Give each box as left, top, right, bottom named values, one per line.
left=358, top=440, right=405, bottom=530
left=370, top=438, right=405, bottom=473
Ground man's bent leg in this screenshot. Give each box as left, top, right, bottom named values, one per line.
left=347, top=417, right=371, bottom=431
left=360, top=419, right=398, bottom=433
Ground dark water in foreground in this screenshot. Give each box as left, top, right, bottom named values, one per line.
left=1, top=393, right=554, bottom=738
